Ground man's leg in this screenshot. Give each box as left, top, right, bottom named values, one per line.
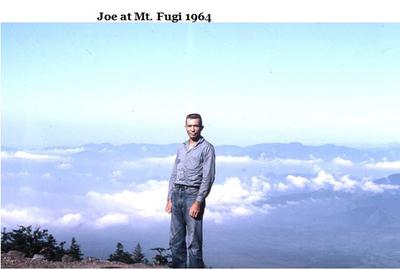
left=185, top=195, right=205, bottom=268
left=170, top=190, right=187, bottom=268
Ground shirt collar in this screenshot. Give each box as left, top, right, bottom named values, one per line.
left=184, top=136, right=204, bottom=148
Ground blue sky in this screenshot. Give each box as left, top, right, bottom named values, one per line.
left=2, top=23, right=400, bottom=148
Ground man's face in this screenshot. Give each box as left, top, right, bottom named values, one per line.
left=185, top=118, right=203, bottom=141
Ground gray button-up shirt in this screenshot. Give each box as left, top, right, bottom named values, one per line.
left=167, top=137, right=216, bottom=203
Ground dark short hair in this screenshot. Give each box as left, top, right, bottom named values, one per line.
left=186, top=113, right=203, bottom=126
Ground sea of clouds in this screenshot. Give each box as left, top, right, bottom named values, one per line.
left=2, top=143, right=399, bottom=228
left=2, top=143, right=400, bottom=267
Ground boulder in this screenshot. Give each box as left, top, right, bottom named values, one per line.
left=6, top=250, right=25, bottom=258
left=31, top=254, right=46, bottom=261
left=62, top=254, right=77, bottom=262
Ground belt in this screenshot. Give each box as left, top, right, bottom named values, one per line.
left=174, top=183, right=200, bottom=190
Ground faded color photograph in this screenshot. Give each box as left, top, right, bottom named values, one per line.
left=2, top=23, right=400, bottom=267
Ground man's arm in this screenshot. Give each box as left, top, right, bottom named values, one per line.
left=196, top=144, right=216, bottom=203
left=165, top=200, right=172, bottom=213
left=167, top=151, right=179, bottom=201
left=189, top=144, right=215, bottom=218
left=165, top=151, right=179, bottom=213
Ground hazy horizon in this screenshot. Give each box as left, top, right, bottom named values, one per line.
left=3, top=140, right=400, bottom=151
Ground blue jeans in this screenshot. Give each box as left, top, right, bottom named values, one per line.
left=170, top=185, right=205, bottom=268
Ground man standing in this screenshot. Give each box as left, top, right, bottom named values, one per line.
left=165, top=113, right=216, bottom=268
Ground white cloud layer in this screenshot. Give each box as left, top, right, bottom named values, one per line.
left=365, top=160, right=400, bottom=170
left=2, top=169, right=399, bottom=229
left=267, top=158, right=323, bottom=166
left=361, top=181, right=385, bottom=193
left=1, top=151, right=64, bottom=161
left=332, top=157, right=353, bottom=167
left=85, top=176, right=274, bottom=225
left=216, top=155, right=253, bottom=163
left=121, top=155, right=176, bottom=168
left=217, top=155, right=322, bottom=167
left=38, top=147, right=85, bottom=155
left=284, top=170, right=399, bottom=193
left=0, top=206, right=52, bottom=227
left=57, top=213, right=83, bottom=226
left=56, top=163, right=73, bottom=169
left=121, top=155, right=322, bottom=169
left=142, top=156, right=177, bottom=164
left=206, top=176, right=272, bottom=223
left=86, top=180, right=170, bottom=221
left=94, top=213, right=130, bottom=228
left=274, top=182, right=290, bottom=191
left=286, top=175, right=309, bottom=188
left=3, top=144, right=400, bottom=233
left=1, top=206, right=87, bottom=228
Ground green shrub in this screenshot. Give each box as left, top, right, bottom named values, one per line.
left=1, top=225, right=82, bottom=261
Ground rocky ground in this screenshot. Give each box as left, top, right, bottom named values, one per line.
left=1, top=251, right=163, bottom=268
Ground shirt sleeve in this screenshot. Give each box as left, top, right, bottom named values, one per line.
left=167, top=150, right=179, bottom=201
left=196, top=144, right=216, bottom=203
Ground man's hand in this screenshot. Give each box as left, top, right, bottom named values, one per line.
left=189, top=201, right=202, bottom=218
left=165, top=200, right=172, bottom=213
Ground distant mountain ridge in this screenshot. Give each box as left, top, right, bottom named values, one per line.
left=374, top=173, right=400, bottom=185
left=3, top=142, right=400, bottom=161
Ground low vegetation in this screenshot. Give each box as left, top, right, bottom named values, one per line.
left=1, top=225, right=171, bottom=267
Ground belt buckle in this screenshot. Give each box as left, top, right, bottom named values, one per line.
left=175, top=184, right=186, bottom=189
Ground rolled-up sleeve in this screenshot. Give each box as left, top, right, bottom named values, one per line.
left=167, top=152, right=179, bottom=201
left=196, top=144, right=216, bottom=203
